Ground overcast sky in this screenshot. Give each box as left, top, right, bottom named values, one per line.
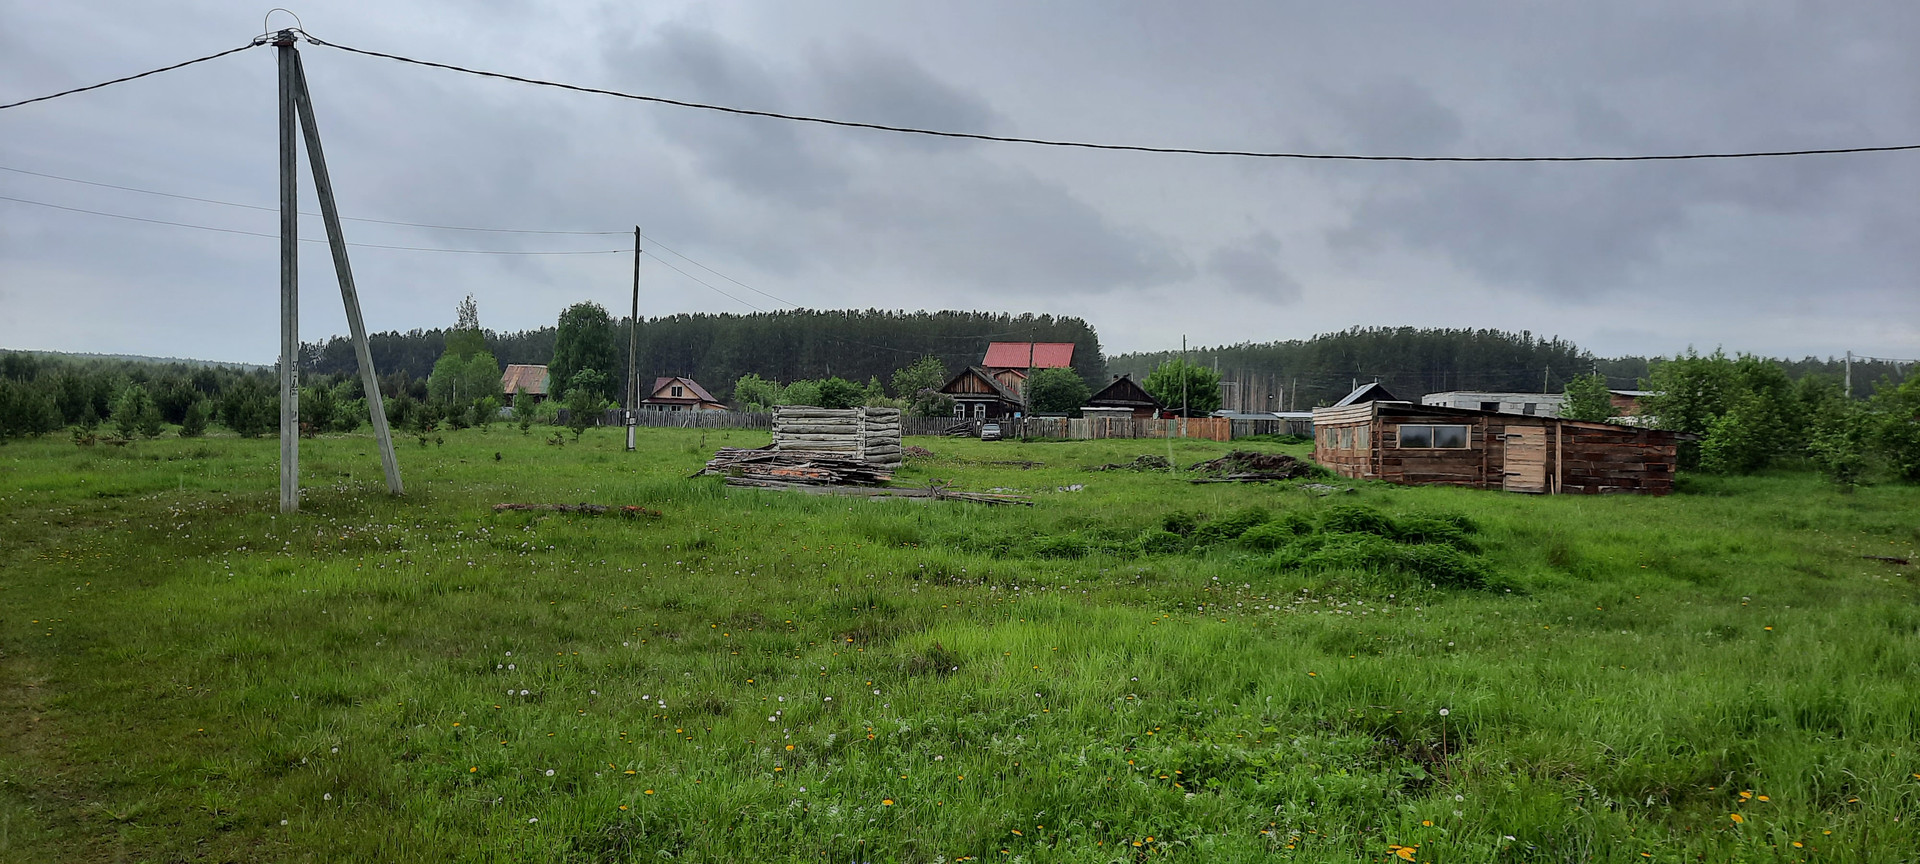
left=2, top=1, right=1915, bottom=365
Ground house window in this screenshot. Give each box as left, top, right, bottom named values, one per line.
left=973, top=403, right=985, bottom=418
left=1356, top=425, right=1369, bottom=450
left=953, top=403, right=964, bottom=418
left=672, top=386, right=684, bottom=398
left=1398, top=424, right=1470, bottom=448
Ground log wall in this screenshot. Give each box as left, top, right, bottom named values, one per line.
left=772, top=406, right=903, bottom=469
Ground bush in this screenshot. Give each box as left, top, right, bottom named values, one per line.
left=1135, top=529, right=1187, bottom=555
left=1191, top=507, right=1271, bottom=543
left=178, top=399, right=209, bottom=438
left=220, top=377, right=275, bottom=438
left=1392, top=515, right=1480, bottom=551
left=1161, top=510, right=1203, bottom=536
left=1276, top=533, right=1490, bottom=589
left=1238, top=521, right=1302, bottom=551
left=112, top=384, right=164, bottom=439
left=1319, top=504, right=1396, bottom=537
left=0, top=379, right=61, bottom=438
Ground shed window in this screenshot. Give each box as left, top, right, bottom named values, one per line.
left=1480, top=401, right=1500, bottom=412
left=1398, top=424, right=1470, bottom=449
left=1522, top=402, right=1536, bottom=416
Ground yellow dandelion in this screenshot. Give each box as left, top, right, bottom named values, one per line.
left=785, top=744, right=795, bottom=751
left=644, top=789, right=654, bottom=795
left=1729, top=813, right=1744, bottom=824
left=618, top=804, right=628, bottom=811
left=1011, top=829, right=1022, bottom=836
left=882, top=799, right=895, bottom=806
left=1757, top=795, right=1770, bottom=802
left=1792, top=841, right=1803, bottom=848
left=469, top=766, right=477, bottom=773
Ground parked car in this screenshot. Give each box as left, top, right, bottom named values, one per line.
left=979, top=422, right=1002, bottom=441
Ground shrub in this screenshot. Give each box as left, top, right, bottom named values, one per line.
left=1238, top=522, right=1300, bottom=551
left=1135, top=529, right=1187, bottom=555
left=1392, top=515, right=1480, bottom=551
left=1320, top=504, right=1397, bottom=537
left=1161, top=510, right=1203, bottom=536
left=1192, top=507, right=1271, bottom=543
left=178, top=399, right=209, bottom=438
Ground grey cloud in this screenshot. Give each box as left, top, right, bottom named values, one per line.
left=1207, top=231, right=1299, bottom=302
left=807, top=41, right=1001, bottom=151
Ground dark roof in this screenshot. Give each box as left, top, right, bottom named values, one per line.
left=983, top=342, right=1075, bottom=369
left=1087, top=375, right=1161, bottom=409
left=940, top=366, right=1022, bottom=402
left=1333, top=382, right=1400, bottom=406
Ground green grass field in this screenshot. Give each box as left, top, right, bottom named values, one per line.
left=1, top=426, right=1916, bottom=862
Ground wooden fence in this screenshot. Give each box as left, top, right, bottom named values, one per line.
left=580, top=410, right=1310, bottom=441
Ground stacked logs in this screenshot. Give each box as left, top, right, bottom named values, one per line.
left=699, top=448, right=893, bottom=485
left=771, top=406, right=903, bottom=469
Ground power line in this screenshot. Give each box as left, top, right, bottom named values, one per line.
left=0, top=165, right=625, bottom=235
left=638, top=251, right=767, bottom=312
left=0, top=42, right=262, bottom=111
left=0, top=194, right=627, bottom=254
left=644, top=235, right=805, bottom=308
left=300, top=31, right=1920, bottom=164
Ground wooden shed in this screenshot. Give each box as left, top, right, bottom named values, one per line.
left=1312, top=400, right=1683, bottom=495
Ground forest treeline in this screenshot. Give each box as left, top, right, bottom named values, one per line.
left=304, top=309, right=1106, bottom=402
left=1106, top=326, right=1910, bottom=409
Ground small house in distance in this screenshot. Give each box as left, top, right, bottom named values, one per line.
left=939, top=367, right=1024, bottom=419
left=1084, top=374, right=1162, bottom=419
left=641, top=376, right=727, bottom=412
left=1421, top=391, right=1566, bottom=417
left=501, top=364, right=550, bottom=402
left=1313, top=388, right=1684, bottom=495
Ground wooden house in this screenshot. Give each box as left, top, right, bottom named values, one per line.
left=641, top=376, right=727, bottom=412
left=939, top=366, right=1024, bottom=419
left=1312, top=398, right=1683, bottom=495
left=1085, top=375, right=1163, bottom=418
left=501, top=364, right=551, bottom=402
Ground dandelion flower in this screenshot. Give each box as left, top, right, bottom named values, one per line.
left=1439, top=708, right=1450, bottom=717
left=1729, top=813, right=1745, bottom=824
left=545, top=769, right=555, bottom=777
left=882, top=799, right=895, bottom=806
left=323, top=793, right=332, bottom=801
left=644, top=789, right=654, bottom=795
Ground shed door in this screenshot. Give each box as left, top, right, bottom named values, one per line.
left=1502, top=429, right=1548, bottom=493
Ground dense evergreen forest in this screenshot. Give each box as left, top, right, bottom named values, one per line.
left=304, top=310, right=1106, bottom=402
left=1107, top=327, right=1908, bottom=409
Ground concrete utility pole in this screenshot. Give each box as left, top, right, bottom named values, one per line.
left=627, top=227, right=641, bottom=452
left=1180, top=334, right=1188, bottom=439
left=273, top=31, right=404, bottom=512
left=1845, top=351, right=1852, bottom=399
left=291, top=47, right=402, bottom=497
left=276, top=32, right=300, bottom=513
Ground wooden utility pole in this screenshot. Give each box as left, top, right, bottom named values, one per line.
left=627, top=227, right=641, bottom=451
left=1180, top=334, right=1188, bottom=439
left=273, top=30, right=404, bottom=512
left=1845, top=350, right=1852, bottom=399
left=276, top=32, right=300, bottom=513
left=291, top=50, right=402, bottom=497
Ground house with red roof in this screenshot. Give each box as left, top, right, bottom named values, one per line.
left=982, top=341, right=1075, bottom=371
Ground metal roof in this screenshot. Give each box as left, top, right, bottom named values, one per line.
left=983, top=341, right=1075, bottom=369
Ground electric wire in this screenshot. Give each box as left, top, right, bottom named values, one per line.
left=637, top=251, right=767, bottom=312
left=298, top=31, right=1920, bottom=164
left=0, top=165, right=625, bottom=235
left=0, top=194, right=626, bottom=254
left=643, top=235, right=805, bottom=308
left=0, top=42, right=262, bottom=111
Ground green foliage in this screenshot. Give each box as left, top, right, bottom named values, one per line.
left=731, top=373, right=781, bottom=411
left=1561, top=372, right=1617, bottom=422
left=1872, top=374, right=1920, bottom=481
left=1143, top=358, right=1222, bottom=415
left=564, top=369, right=610, bottom=439
left=298, top=384, right=338, bottom=435
left=1806, top=399, right=1869, bottom=488
left=1190, top=506, right=1271, bottom=544
left=814, top=377, right=865, bottom=410
left=443, top=294, right=489, bottom=359
left=219, top=376, right=275, bottom=438
left=1643, top=350, right=1800, bottom=473
left=0, top=378, right=61, bottom=438
left=1027, top=367, right=1091, bottom=414
left=550, top=302, right=618, bottom=403
left=889, top=356, right=948, bottom=403
left=177, top=398, right=209, bottom=438
left=111, top=383, right=164, bottom=439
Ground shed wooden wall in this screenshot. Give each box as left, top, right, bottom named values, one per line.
left=1312, top=403, right=1678, bottom=495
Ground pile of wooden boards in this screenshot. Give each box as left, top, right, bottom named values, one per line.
left=772, top=406, right=902, bottom=469
left=699, top=447, right=894, bottom=485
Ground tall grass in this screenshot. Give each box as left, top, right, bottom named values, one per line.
left=0, top=427, right=1915, bottom=861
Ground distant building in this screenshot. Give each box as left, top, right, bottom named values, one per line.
left=1332, top=382, right=1401, bottom=407
left=938, top=367, right=1024, bottom=419
left=641, top=376, right=727, bottom=412
left=1422, top=391, right=1567, bottom=417
left=501, top=364, right=550, bottom=402
left=1609, top=390, right=1655, bottom=416
left=982, top=341, right=1075, bottom=371
left=1084, top=374, right=1162, bottom=418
